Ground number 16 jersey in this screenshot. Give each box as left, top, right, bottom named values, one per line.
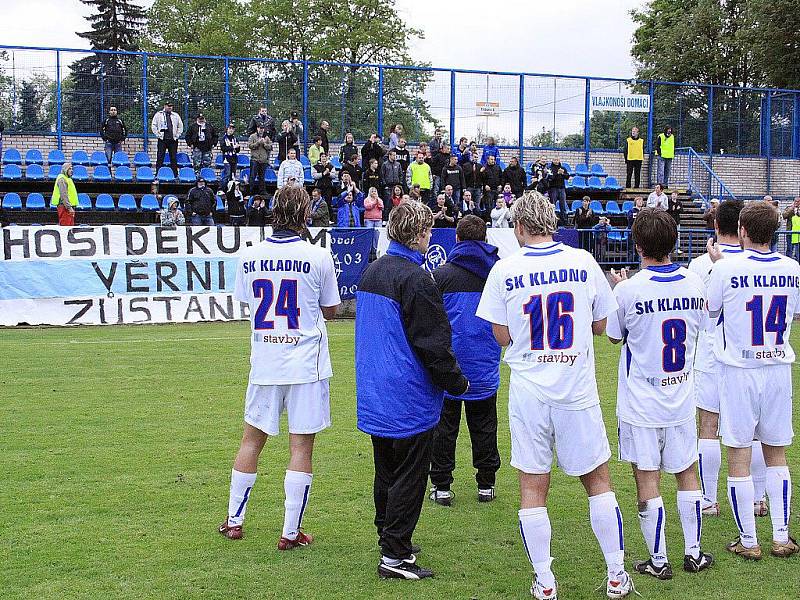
left=234, top=233, right=341, bottom=385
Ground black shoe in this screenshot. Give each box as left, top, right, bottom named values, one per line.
left=429, top=486, right=453, bottom=506
left=478, top=486, right=495, bottom=502
left=683, top=551, right=714, bottom=573
left=378, top=555, right=434, bottom=580
left=633, top=558, right=673, bottom=580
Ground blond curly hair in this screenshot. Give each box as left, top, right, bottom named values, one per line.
left=387, top=202, right=433, bottom=251
left=510, top=190, right=558, bottom=237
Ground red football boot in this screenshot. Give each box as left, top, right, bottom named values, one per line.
left=278, top=530, right=313, bottom=550
left=218, top=519, right=243, bottom=540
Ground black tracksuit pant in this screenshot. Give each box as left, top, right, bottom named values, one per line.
left=626, top=159, right=642, bottom=188
left=372, top=428, right=434, bottom=560
left=430, top=394, right=500, bottom=490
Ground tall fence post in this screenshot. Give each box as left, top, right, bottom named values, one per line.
left=707, top=85, right=714, bottom=193
left=584, top=78, right=591, bottom=166
left=766, top=91, right=772, bottom=194
left=183, top=61, right=189, bottom=128
left=794, top=92, right=800, bottom=160
left=518, top=74, right=525, bottom=162
left=449, top=70, right=456, bottom=148
left=647, top=80, right=654, bottom=187
left=99, top=60, right=105, bottom=122
left=142, top=53, right=149, bottom=152
left=223, top=58, right=230, bottom=126
left=377, top=66, right=384, bottom=139
left=302, top=61, right=309, bottom=152
left=56, top=50, right=62, bottom=150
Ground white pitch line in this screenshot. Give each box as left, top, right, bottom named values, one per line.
left=18, top=332, right=354, bottom=345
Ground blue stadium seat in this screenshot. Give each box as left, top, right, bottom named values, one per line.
left=590, top=163, right=608, bottom=177
left=93, top=165, right=112, bottom=181
left=25, top=193, right=46, bottom=210
left=605, top=200, right=622, bottom=215
left=590, top=200, right=604, bottom=214
left=496, top=159, right=506, bottom=171
left=239, top=168, right=250, bottom=182
left=48, top=149, right=66, bottom=165
left=298, top=155, right=311, bottom=168
left=265, top=168, right=277, bottom=184
left=605, top=176, right=623, bottom=191
left=2, top=148, right=22, bottom=164
left=162, top=195, right=180, bottom=209
left=71, top=150, right=90, bottom=165
left=2, top=164, right=22, bottom=180
left=140, top=194, right=160, bottom=211
left=156, top=167, right=175, bottom=182
left=622, top=200, right=634, bottom=212
left=112, top=151, right=130, bottom=167
left=571, top=200, right=583, bottom=213
left=216, top=195, right=225, bottom=211
left=564, top=178, right=573, bottom=189
left=330, top=156, right=342, bottom=170
left=25, top=149, right=44, bottom=165
left=25, top=164, right=45, bottom=180
left=90, top=151, right=107, bottom=166
left=571, top=176, right=587, bottom=189
left=575, top=163, right=590, bottom=177
left=176, top=152, right=192, bottom=168
left=215, top=154, right=225, bottom=167
left=71, top=165, right=90, bottom=181
left=560, top=162, right=573, bottom=175
left=48, top=164, right=62, bottom=179
left=237, top=154, right=250, bottom=167
left=118, top=194, right=137, bottom=211
left=200, top=167, right=217, bottom=182
left=609, top=231, right=629, bottom=242
left=95, top=193, right=115, bottom=210
left=136, top=166, right=155, bottom=182
left=76, top=193, right=93, bottom=210
left=179, top=167, right=197, bottom=183
left=115, top=165, right=133, bottom=181
left=2, top=192, right=22, bottom=209
left=133, top=152, right=151, bottom=167
left=304, top=168, right=314, bottom=185
left=587, top=176, right=603, bottom=190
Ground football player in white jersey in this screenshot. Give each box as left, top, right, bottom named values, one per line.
left=607, top=208, right=714, bottom=580
left=218, top=185, right=341, bottom=549
left=707, top=200, right=800, bottom=560
left=477, top=191, right=633, bottom=600
left=688, top=200, right=769, bottom=518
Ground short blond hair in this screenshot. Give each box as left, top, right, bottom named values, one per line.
left=388, top=201, right=433, bottom=251
left=511, top=190, right=558, bottom=237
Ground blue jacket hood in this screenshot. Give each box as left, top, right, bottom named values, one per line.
left=447, top=240, right=499, bottom=280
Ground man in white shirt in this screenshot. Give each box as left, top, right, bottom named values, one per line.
left=707, top=201, right=800, bottom=560
left=608, top=208, right=713, bottom=580
left=476, top=191, right=633, bottom=600
left=277, top=147, right=305, bottom=188
left=218, top=185, right=341, bottom=550
left=647, top=184, right=668, bottom=210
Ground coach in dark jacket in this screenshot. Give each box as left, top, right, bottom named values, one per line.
left=502, top=157, right=527, bottom=197
left=429, top=216, right=501, bottom=505
left=356, top=201, right=468, bottom=581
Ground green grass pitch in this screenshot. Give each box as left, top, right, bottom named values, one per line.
left=2, top=320, right=798, bottom=599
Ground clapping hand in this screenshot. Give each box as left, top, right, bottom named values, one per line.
left=609, top=268, right=628, bottom=285
left=707, top=237, right=724, bottom=263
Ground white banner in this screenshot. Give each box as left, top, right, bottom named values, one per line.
left=476, top=101, right=500, bottom=117
left=590, top=93, right=651, bottom=113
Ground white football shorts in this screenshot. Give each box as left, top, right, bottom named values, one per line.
left=694, top=370, right=719, bottom=413
left=244, top=379, right=331, bottom=437
left=718, top=364, right=794, bottom=448
left=509, top=382, right=611, bottom=477
left=618, top=419, right=698, bottom=473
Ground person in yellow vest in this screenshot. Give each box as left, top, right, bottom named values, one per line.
left=782, top=196, right=800, bottom=262
left=653, top=125, right=675, bottom=188
left=50, top=162, right=78, bottom=226
left=406, top=151, right=433, bottom=207
left=623, top=126, right=644, bottom=188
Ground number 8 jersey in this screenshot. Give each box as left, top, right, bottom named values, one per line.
left=606, top=264, right=706, bottom=427
left=234, top=232, right=341, bottom=385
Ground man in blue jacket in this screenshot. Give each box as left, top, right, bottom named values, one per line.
left=429, top=216, right=502, bottom=505
left=356, top=201, right=469, bottom=581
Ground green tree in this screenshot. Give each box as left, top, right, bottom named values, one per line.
left=750, top=0, right=800, bottom=90
left=15, top=76, right=56, bottom=133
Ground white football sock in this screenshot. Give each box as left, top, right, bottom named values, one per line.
left=698, top=438, right=721, bottom=505
left=766, top=466, right=791, bottom=544
left=588, top=491, right=626, bottom=577
left=677, top=490, right=703, bottom=558
left=282, top=470, right=313, bottom=540
left=227, top=469, right=257, bottom=527
left=751, top=442, right=767, bottom=502
left=638, top=496, right=667, bottom=566
left=728, top=476, right=758, bottom=547
left=519, top=507, right=556, bottom=589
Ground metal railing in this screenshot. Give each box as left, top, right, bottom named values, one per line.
left=654, top=147, right=737, bottom=207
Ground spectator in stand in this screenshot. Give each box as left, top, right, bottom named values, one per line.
left=380, top=149, right=404, bottom=214
left=276, top=120, right=298, bottom=163
left=288, top=111, right=303, bottom=153
left=247, top=195, right=269, bottom=227
left=308, top=136, right=324, bottom=166
left=312, top=152, right=337, bottom=206
left=430, top=142, right=451, bottom=196
left=248, top=123, right=273, bottom=195
left=316, top=120, right=330, bottom=154
left=574, top=195, right=596, bottom=252
left=490, top=197, right=512, bottom=228
left=626, top=196, right=645, bottom=229
left=223, top=178, right=247, bottom=226
left=441, top=154, right=466, bottom=206
left=461, top=189, right=481, bottom=218
left=247, top=106, right=276, bottom=140
left=151, top=101, right=183, bottom=177
left=547, top=158, right=570, bottom=227
left=341, top=154, right=363, bottom=187
left=502, top=156, right=527, bottom=198
left=480, top=137, right=501, bottom=165
left=453, top=137, right=469, bottom=163
left=362, top=133, right=385, bottom=166
left=530, top=156, right=551, bottom=194
left=480, top=154, right=503, bottom=216
left=337, top=171, right=361, bottom=204
left=388, top=185, right=404, bottom=214
left=50, top=163, right=78, bottom=226
left=160, top=196, right=185, bottom=226
left=501, top=183, right=515, bottom=207
left=592, top=216, right=613, bottom=262
left=337, top=190, right=363, bottom=227
left=220, top=123, right=241, bottom=185
left=667, top=191, right=683, bottom=254
left=308, top=187, right=331, bottom=227
left=703, top=198, right=720, bottom=230
left=187, top=177, right=216, bottom=226
left=408, top=184, right=422, bottom=203
left=429, top=128, right=444, bottom=154
left=646, top=183, right=668, bottom=210
left=100, top=106, right=127, bottom=166
left=388, top=124, right=403, bottom=150
left=443, top=184, right=458, bottom=211
left=783, top=197, right=800, bottom=261
left=362, top=158, right=381, bottom=196
left=461, top=151, right=481, bottom=212
left=277, top=147, right=304, bottom=188
left=339, top=132, right=359, bottom=165
left=394, top=137, right=411, bottom=174
left=364, top=187, right=385, bottom=228
left=654, top=125, right=675, bottom=187
left=185, top=113, right=218, bottom=172
left=623, top=126, right=644, bottom=188
left=432, top=193, right=457, bottom=228
left=407, top=151, right=433, bottom=207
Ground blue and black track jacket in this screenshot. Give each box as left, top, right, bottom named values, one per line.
left=433, top=240, right=501, bottom=402
left=355, top=241, right=469, bottom=439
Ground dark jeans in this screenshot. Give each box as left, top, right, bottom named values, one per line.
left=788, top=242, right=800, bottom=262
left=372, top=428, right=434, bottom=560
left=549, top=187, right=568, bottom=226
left=430, top=394, right=500, bottom=491
left=250, top=160, right=267, bottom=195
left=190, top=214, right=215, bottom=226
left=104, top=141, right=122, bottom=165
left=625, top=160, right=642, bottom=188
left=222, top=158, right=237, bottom=187
left=156, top=139, right=179, bottom=176
left=228, top=215, right=246, bottom=227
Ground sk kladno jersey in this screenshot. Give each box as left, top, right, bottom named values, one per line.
left=707, top=248, right=800, bottom=368
left=476, top=242, right=616, bottom=408
left=432, top=240, right=501, bottom=401
left=687, top=243, right=744, bottom=375
left=606, top=264, right=707, bottom=427
left=234, top=231, right=341, bottom=385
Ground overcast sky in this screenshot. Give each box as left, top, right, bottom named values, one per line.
left=5, top=0, right=643, bottom=79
